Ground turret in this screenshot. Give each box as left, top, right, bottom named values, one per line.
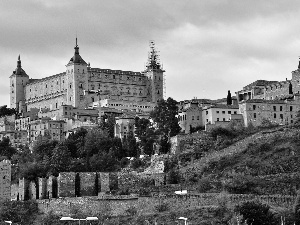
left=65, top=38, right=88, bottom=108
left=9, top=55, right=29, bottom=109
left=144, top=41, right=165, bottom=103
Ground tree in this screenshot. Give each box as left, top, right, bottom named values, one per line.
left=227, top=90, right=232, bottom=105
left=123, top=133, right=137, bottom=157
left=99, top=114, right=115, bottom=138
left=32, top=135, right=58, bottom=162
left=135, top=117, right=156, bottom=155
left=235, top=201, right=277, bottom=225
left=0, top=137, right=17, bottom=159
left=150, top=97, right=181, bottom=153
left=0, top=105, right=16, bottom=117
left=49, top=143, right=71, bottom=175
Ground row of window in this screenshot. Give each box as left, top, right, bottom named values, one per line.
left=252, top=105, right=293, bottom=112
left=205, top=110, right=237, bottom=115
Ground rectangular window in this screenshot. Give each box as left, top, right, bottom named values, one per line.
left=253, top=105, right=256, bottom=110
left=273, top=106, right=276, bottom=111
left=280, top=106, right=283, bottom=111
left=216, top=111, right=219, bottom=114
left=206, top=119, right=208, bottom=122
left=217, top=118, right=219, bottom=121
left=234, top=111, right=237, bottom=114
left=254, top=113, right=256, bottom=119
left=280, top=114, right=283, bottom=119
left=197, top=116, right=199, bottom=120
left=222, top=111, right=225, bottom=114
left=274, top=113, right=276, bottom=119
left=206, top=111, right=208, bottom=115
left=228, top=111, right=231, bottom=114
left=223, top=118, right=225, bottom=121
left=290, top=106, right=293, bottom=111
left=291, top=120, right=293, bottom=123
left=192, top=116, right=194, bottom=120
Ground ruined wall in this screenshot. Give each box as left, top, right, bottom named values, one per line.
left=79, top=172, right=97, bottom=196
left=99, top=172, right=110, bottom=193
left=39, top=178, right=47, bottom=199
left=0, top=160, right=11, bottom=201
left=19, top=178, right=29, bottom=201
left=29, top=181, right=37, bottom=200
left=47, top=176, right=57, bottom=198
left=58, top=172, right=76, bottom=197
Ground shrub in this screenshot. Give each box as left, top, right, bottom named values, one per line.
left=0, top=200, right=39, bottom=225
left=210, top=127, right=236, bottom=139
left=197, top=177, right=213, bottom=192
left=235, top=201, right=277, bottom=225
left=131, top=158, right=144, bottom=169
left=154, top=202, right=169, bottom=212
left=125, top=206, right=137, bottom=217
left=120, top=157, right=130, bottom=168
left=41, top=210, right=61, bottom=225
left=166, top=169, right=180, bottom=184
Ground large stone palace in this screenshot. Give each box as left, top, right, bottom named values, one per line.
left=10, top=39, right=165, bottom=112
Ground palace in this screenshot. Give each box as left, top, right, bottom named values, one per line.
left=9, top=40, right=165, bottom=113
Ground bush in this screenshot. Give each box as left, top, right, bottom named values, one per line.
left=197, top=177, right=214, bottom=192
left=210, top=127, right=236, bottom=139
left=166, top=169, right=180, bottom=184
left=235, top=201, right=277, bottom=225
left=41, top=210, right=61, bottom=225
left=154, top=202, right=169, bottom=212
left=0, top=200, right=39, bottom=225
left=125, top=206, right=137, bottom=217
left=120, top=157, right=130, bottom=168
left=131, top=158, right=144, bottom=169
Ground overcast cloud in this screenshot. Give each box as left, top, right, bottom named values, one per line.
left=1, top=0, right=300, bottom=106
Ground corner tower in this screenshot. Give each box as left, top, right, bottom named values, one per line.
left=65, top=38, right=88, bottom=108
left=144, top=41, right=165, bottom=103
left=9, top=55, right=29, bottom=109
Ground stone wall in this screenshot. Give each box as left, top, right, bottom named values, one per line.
left=99, top=172, right=110, bottom=193
left=19, top=178, right=29, bottom=201
left=39, top=178, right=47, bottom=199
left=79, top=172, right=97, bottom=196
left=47, top=176, right=58, bottom=198
left=58, top=172, right=76, bottom=197
left=29, top=181, right=37, bottom=200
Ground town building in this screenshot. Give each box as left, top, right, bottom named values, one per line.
left=178, top=102, right=202, bottom=133
left=0, top=160, right=11, bottom=201
left=114, top=114, right=136, bottom=139
left=239, top=97, right=300, bottom=127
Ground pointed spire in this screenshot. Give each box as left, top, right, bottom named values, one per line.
left=74, top=37, right=79, bottom=55
left=18, top=54, right=20, bottom=61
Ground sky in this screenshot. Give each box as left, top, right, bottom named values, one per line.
left=1, top=0, right=300, bottom=106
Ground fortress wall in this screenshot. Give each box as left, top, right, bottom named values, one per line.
left=39, top=178, right=47, bottom=199
left=79, top=172, right=97, bottom=196
left=58, top=172, right=76, bottom=197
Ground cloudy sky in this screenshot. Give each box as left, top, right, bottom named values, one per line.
left=1, top=0, right=300, bottom=106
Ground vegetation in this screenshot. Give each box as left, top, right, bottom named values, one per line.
left=0, top=200, right=39, bottom=225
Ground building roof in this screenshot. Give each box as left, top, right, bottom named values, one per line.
left=206, top=104, right=239, bottom=109
left=89, top=68, right=143, bottom=76
left=242, top=99, right=287, bottom=104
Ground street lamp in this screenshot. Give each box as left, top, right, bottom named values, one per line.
left=178, top=217, right=188, bottom=225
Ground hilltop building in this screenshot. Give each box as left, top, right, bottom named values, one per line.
left=10, top=40, right=165, bottom=113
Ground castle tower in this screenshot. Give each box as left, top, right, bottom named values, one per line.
left=9, top=55, right=29, bottom=109
left=65, top=38, right=88, bottom=108
left=144, top=41, right=165, bottom=103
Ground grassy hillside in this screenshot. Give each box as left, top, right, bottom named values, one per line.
left=178, top=126, right=300, bottom=195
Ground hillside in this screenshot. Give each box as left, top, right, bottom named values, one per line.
left=178, top=126, right=300, bottom=195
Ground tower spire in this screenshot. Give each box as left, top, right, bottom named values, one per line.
left=74, top=37, right=79, bottom=55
